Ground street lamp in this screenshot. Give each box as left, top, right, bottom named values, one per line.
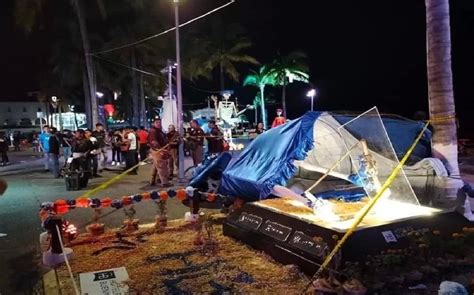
left=173, top=0, right=185, bottom=182
left=306, top=89, right=316, bottom=112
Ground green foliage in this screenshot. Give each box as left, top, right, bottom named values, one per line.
left=268, top=51, right=310, bottom=86
left=183, top=19, right=259, bottom=87
left=243, top=66, right=278, bottom=89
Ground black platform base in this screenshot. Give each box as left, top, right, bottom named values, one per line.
left=223, top=203, right=471, bottom=275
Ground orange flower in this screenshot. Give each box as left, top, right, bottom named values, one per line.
left=207, top=193, right=216, bottom=202
left=176, top=189, right=187, bottom=201
left=122, top=196, right=132, bottom=206
left=141, top=192, right=151, bottom=200
left=54, top=199, right=68, bottom=214
left=101, top=198, right=112, bottom=207
left=76, top=197, right=90, bottom=208
left=159, top=191, right=169, bottom=201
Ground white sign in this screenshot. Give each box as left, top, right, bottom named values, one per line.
left=79, top=267, right=129, bottom=295
left=37, top=112, right=44, bottom=118
left=381, top=230, right=398, bottom=243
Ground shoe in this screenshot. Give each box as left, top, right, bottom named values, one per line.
left=111, top=161, right=116, bottom=166
left=121, top=162, right=125, bottom=165
left=149, top=181, right=156, bottom=186
left=93, top=174, right=102, bottom=178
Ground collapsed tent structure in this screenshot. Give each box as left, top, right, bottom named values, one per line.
left=220, top=107, right=455, bottom=207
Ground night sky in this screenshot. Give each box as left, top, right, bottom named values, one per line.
left=1, top=0, right=473, bottom=134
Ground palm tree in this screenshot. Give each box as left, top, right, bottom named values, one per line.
left=14, top=0, right=99, bottom=127
left=243, top=66, right=277, bottom=130
left=269, top=51, right=309, bottom=118
left=184, top=21, right=259, bottom=90
left=425, top=0, right=462, bottom=193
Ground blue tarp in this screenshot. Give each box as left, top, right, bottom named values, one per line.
left=220, top=111, right=432, bottom=201
left=333, top=115, right=432, bottom=163
left=220, top=112, right=321, bottom=201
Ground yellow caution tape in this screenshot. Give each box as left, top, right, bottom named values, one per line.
left=429, top=114, right=456, bottom=123
left=80, top=143, right=170, bottom=198
left=308, top=120, right=431, bottom=285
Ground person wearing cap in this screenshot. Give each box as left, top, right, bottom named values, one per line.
left=271, top=108, right=286, bottom=128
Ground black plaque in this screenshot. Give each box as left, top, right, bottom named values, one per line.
left=260, top=220, right=292, bottom=242
left=289, top=231, right=326, bottom=257
left=93, top=270, right=116, bottom=281
left=236, top=212, right=263, bottom=230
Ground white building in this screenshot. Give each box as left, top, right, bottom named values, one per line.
left=0, top=100, right=86, bottom=130
left=0, top=101, right=46, bottom=126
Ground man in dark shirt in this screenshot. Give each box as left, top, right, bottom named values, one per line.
left=70, top=129, right=93, bottom=183
left=92, top=123, right=107, bottom=171
left=188, top=120, right=204, bottom=165
left=206, top=120, right=224, bottom=155
left=48, top=128, right=61, bottom=178
left=167, top=124, right=179, bottom=179
left=148, top=119, right=171, bottom=187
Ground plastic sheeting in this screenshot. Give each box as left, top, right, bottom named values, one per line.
left=220, top=112, right=321, bottom=201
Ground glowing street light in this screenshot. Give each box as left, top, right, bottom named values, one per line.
left=96, top=91, right=104, bottom=98
left=306, top=89, right=316, bottom=112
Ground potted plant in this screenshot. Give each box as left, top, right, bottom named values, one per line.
left=123, top=206, right=139, bottom=231
left=154, top=200, right=167, bottom=232
left=86, top=208, right=105, bottom=235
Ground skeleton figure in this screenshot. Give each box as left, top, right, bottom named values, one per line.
left=212, top=91, right=239, bottom=148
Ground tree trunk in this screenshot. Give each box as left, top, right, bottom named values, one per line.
left=219, top=61, right=225, bottom=91
left=282, top=82, right=287, bottom=118
left=254, top=102, right=258, bottom=125
left=139, top=72, right=146, bottom=128
left=73, top=0, right=98, bottom=128
left=131, top=49, right=140, bottom=127
left=425, top=0, right=463, bottom=201
left=74, top=111, right=79, bottom=130
left=260, top=85, right=267, bottom=130
left=82, top=69, right=92, bottom=127
left=426, top=0, right=459, bottom=177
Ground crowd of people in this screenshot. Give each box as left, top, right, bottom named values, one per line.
left=29, top=118, right=225, bottom=188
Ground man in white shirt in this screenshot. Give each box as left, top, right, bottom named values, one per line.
left=123, top=127, right=138, bottom=175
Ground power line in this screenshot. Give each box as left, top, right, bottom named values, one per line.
left=89, top=0, right=235, bottom=55
left=94, top=55, right=226, bottom=95
left=93, top=54, right=163, bottom=78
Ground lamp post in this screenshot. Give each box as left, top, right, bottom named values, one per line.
left=306, top=89, right=316, bottom=112
left=174, top=0, right=185, bottom=182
